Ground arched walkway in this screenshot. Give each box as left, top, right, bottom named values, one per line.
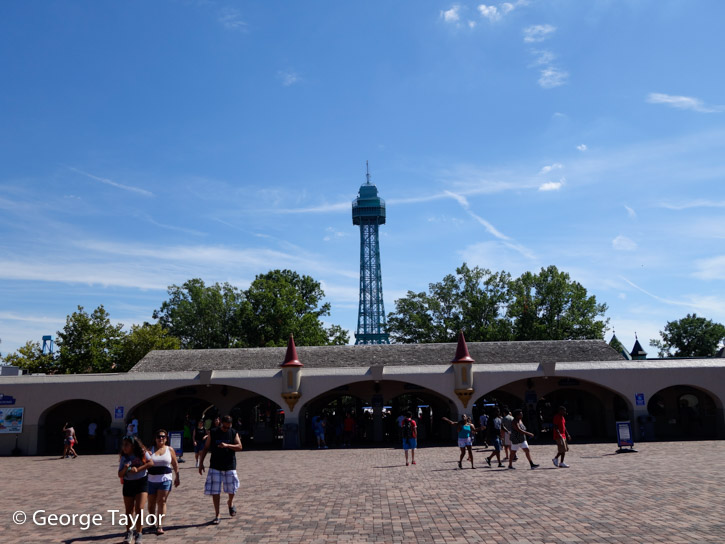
left=478, top=376, right=632, bottom=441
left=38, top=400, right=112, bottom=455
left=230, top=396, right=284, bottom=449
left=300, top=380, right=455, bottom=448
left=127, top=385, right=280, bottom=449
left=647, top=385, right=724, bottom=440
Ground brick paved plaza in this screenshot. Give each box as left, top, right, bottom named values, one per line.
left=1, top=441, right=723, bottom=543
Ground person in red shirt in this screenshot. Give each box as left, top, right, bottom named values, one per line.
left=552, top=406, right=572, bottom=468
left=401, top=411, right=418, bottom=466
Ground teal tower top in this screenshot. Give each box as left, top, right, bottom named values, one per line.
left=352, top=163, right=390, bottom=345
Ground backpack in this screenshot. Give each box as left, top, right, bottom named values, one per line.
left=402, top=418, right=413, bottom=439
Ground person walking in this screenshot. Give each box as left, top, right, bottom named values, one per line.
left=119, top=435, right=153, bottom=543
left=193, top=419, right=208, bottom=468
left=401, top=411, right=417, bottom=466
left=478, top=411, right=489, bottom=448
left=311, top=414, right=327, bottom=449
left=484, top=407, right=504, bottom=468
left=198, top=415, right=243, bottom=525
left=552, top=406, right=572, bottom=468
left=60, top=422, right=78, bottom=459
left=147, top=429, right=181, bottom=535
left=508, top=409, right=539, bottom=470
left=442, top=415, right=476, bottom=469
left=500, top=406, right=514, bottom=462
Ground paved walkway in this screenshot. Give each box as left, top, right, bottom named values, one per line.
left=1, top=441, right=724, bottom=543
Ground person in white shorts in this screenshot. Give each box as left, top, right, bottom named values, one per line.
left=507, top=409, right=539, bottom=470
left=199, top=415, right=243, bottom=525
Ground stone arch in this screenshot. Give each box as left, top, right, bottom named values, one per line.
left=229, top=396, right=284, bottom=449
left=38, top=399, right=112, bottom=455
left=647, top=384, right=724, bottom=440
left=477, top=375, right=633, bottom=441
left=299, top=379, right=456, bottom=447
left=127, top=384, right=281, bottom=448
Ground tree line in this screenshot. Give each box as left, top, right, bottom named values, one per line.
left=2, top=264, right=723, bottom=373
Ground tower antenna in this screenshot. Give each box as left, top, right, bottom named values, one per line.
left=366, top=160, right=371, bottom=184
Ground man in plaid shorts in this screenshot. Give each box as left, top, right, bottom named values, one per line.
left=198, top=415, right=243, bottom=524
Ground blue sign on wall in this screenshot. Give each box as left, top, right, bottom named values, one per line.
left=115, top=406, right=124, bottom=419
left=635, top=393, right=645, bottom=406
left=0, top=395, right=16, bottom=405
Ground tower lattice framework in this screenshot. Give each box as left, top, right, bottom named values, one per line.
left=352, top=164, right=390, bottom=345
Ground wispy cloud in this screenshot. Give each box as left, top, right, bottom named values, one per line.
left=278, top=70, right=300, bottom=87
left=612, top=235, right=637, bottom=251
left=538, top=66, right=568, bottom=89
left=658, top=199, right=725, bottom=210
left=538, top=179, right=564, bottom=191
left=624, top=205, right=636, bottom=219
left=523, top=24, right=555, bottom=43
left=576, top=144, right=588, bottom=152
left=647, top=93, right=723, bottom=113
left=69, top=168, right=154, bottom=197
left=539, top=162, right=563, bottom=175
left=323, top=227, right=349, bottom=242
left=441, top=5, right=461, bottom=22
left=443, top=191, right=536, bottom=259
left=218, top=7, right=247, bottom=31
left=477, top=0, right=525, bottom=22
left=694, top=255, right=725, bottom=280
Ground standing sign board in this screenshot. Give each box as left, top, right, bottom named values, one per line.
left=169, top=431, right=184, bottom=459
left=0, top=407, right=24, bottom=433
left=615, top=420, right=637, bottom=453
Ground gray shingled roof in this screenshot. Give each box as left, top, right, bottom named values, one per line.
left=130, top=340, right=624, bottom=373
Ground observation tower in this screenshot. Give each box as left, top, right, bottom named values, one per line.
left=352, top=163, right=390, bottom=345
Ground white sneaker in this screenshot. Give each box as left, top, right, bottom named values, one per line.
left=552, top=458, right=559, bottom=467
left=559, top=462, right=570, bottom=468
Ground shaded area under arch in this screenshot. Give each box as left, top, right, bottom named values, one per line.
left=647, top=385, right=724, bottom=440
left=300, top=380, right=456, bottom=447
left=38, top=400, right=112, bottom=455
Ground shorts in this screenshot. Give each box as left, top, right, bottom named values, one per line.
left=402, top=437, right=417, bottom=450
left=457, top=437, right=473, bottom=448
left=64, top=437, right=75, bottom=446
left=204, top=469, right=240, bottom=495
left=555, top=436, right=569, bottom=454
left=314, top=430, right=325, bottom=439
left=148, top=479, right=173, bottom=494
left=122, top=477, right=149, bottom=497
left=511, top=441, right=529, bottom=451
left=490, top=437, right=501, bottom=451
left=194, top=442, right=206, bottom=454
left=503, top=434, right=512, bottom=447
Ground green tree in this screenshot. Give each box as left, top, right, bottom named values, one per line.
left=115, top=322, right=180, bottom=371
left=3, top=341, right=57, bottom=374
left=153, top=279, right=248, bottom=349
left=649, top=314, right=725, bottom=357
left=56, top=305, right=126, bottom=373
left=508, top=265, right=608, bottom=340
left=244, top=269, right=349, bottom=346
left=387, top=264, right=512, bottom=343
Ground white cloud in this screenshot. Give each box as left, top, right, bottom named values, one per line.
left=538, top=66, right=568, bottom=88
left=323, top=227, right=348, bottom=242
left=278, top=70, right=300, bottom=87
left=659, top=199, right=725, bottom=210
left=612, top=235, right=638, bottom=251
left=478, top=5, right=501, bottom=21
left=441, top=5, right=461, bottom=22
left=694, top=255, right=725, bottom=280
left=69, top=167, right=154, bottom=197
left=539, top=162, right=563, bottom=175
left=576, top=144, right=588, bottom=151
left=624, top=205, right=637, bottom=219
left=530, top=49, right=556, bottom=66
left=538, top=178, right=565, bottom=191
left=647, top=93, right=723, bottom=113
left=468, top=20, right=477, bottom=28
left=218, top=7, right=247, bottom=30
left=523, top=24, right=556, bottom=43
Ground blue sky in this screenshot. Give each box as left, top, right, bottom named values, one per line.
left=2, top=0, right=724, bottom=356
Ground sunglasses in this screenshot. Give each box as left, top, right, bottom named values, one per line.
left=156, top=435, right=167, bottom=439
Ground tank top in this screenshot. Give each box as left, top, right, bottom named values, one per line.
left=148, top=447, right=173, bottom=482
left=458, top=424, right=473, bottom=439
left=209, top=427, right=238, bottom=471
left=510, top=420, right=526, bottom=444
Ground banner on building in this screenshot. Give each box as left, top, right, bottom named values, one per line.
left=0, top=407, right=24, bottom=433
